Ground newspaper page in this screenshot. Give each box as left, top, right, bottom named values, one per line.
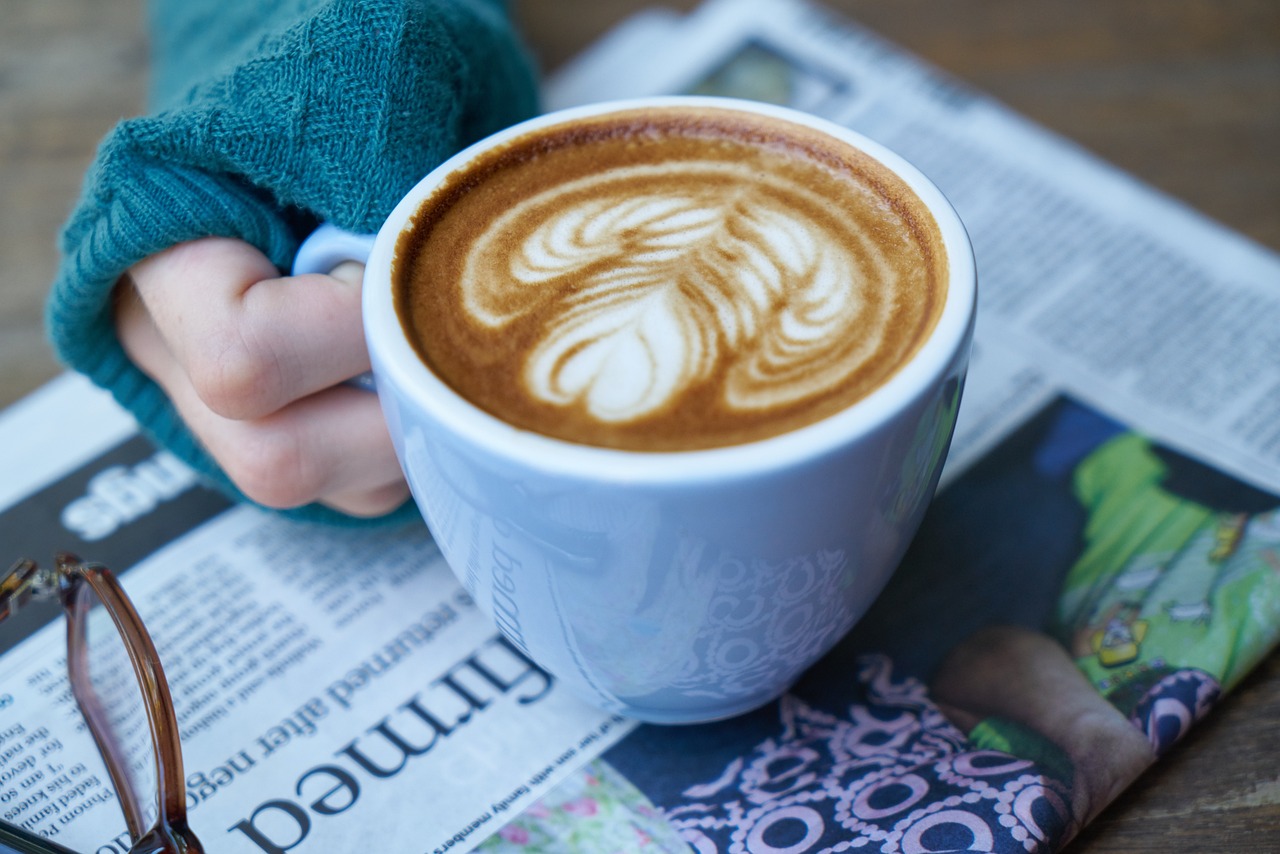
left=0, top=376, right=635, bottom=854
left=4, top=1, right=1279, bottom=853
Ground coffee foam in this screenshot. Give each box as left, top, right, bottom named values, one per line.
left=396, top=108, right=947, bottom=451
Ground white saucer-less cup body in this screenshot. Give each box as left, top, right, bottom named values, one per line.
left=298, top=96, right=976, bottom=724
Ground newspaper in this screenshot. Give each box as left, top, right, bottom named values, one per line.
left=3, top=0, right=1278, bottom=852
left=0, top=375, right=635, bottom=854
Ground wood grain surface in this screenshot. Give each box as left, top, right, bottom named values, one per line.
left=3, top=1, right=1277, bottom=850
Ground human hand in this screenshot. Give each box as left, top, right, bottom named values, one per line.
left=115, top=237, right=410, bottom=517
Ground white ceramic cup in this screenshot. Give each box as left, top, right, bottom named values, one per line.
left=294, top=96, right=976, bottom=724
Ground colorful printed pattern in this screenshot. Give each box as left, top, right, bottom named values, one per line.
left=477, top=760, right=690, bottom=853
left=662, top=656, right=1072, bottom=853
left=1127, top=668, right=1220, bottom=757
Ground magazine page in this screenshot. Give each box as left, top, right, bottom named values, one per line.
left=0, top=379, right=634, bottom=854
left=587, top=393, right=1279, bottom=853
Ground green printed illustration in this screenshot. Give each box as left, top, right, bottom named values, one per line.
left=687, top=44, right=796, bottom=106
left=1055, top=432, right=1280, bottom=719
left=683, top=41, right=850, bottom=115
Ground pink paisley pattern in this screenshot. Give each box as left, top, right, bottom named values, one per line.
left=664, top=655, right=1073, bottom=853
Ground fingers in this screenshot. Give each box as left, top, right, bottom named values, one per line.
left=210, top=385, right=410, bottom=517
left=116, top=238, right=410, bottom=517
left=128, top=238, right=372, bottom=420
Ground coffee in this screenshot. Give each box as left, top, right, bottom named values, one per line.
left=394, top=106, right=947, bottom=451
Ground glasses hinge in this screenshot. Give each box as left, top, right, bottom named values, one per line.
left=3, top=559, right=62, bottom=616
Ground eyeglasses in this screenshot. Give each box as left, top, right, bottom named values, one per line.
left=0, top=555, right=202, bottom=854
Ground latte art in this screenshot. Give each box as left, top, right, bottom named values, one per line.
left=464, top=162, right=887, bottom=424
left=395, top=107, right=947, bottom=450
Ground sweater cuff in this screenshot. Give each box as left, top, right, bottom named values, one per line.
left=46, top=0, right=538, bottom=526
left=46, top=151, right=417, bottom=527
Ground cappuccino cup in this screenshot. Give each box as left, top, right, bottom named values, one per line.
left=295, top=96, right=975, bottom=723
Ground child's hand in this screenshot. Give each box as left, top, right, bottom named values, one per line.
left=115, top=237, right=410, bottom=517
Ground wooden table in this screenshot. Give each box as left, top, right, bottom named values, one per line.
left=3, top=1, right=1277, bottom=850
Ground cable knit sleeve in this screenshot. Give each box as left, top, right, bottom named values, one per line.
left=46, top=0, right=539, bottom=526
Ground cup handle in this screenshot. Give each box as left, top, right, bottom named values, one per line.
left=293, top=224, right=378, bottom=391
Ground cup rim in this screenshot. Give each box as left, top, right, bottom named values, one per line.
left=364, top=95, right=976, bottom=484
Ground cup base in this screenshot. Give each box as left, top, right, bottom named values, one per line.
left=609, top=685, right=791, bottom=726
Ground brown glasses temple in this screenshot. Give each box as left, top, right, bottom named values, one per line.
left=3, top=556, right=202, bottom=854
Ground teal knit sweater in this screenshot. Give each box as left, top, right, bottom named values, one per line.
left=46, top=0, right=539, bottom=525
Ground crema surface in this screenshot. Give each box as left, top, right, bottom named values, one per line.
left=395, top=107, right=947, bottom=451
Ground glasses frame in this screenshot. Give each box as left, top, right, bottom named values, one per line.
left=0, top=555, right=202, bottom=854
